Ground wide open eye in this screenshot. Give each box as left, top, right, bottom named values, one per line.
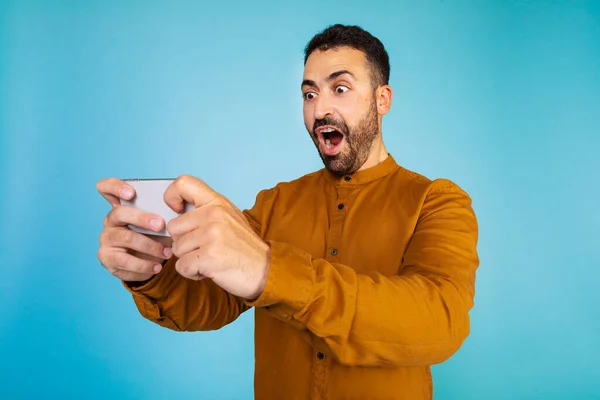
left=303, top=91, right=317, bottom=100
left=335, top=85, right=349, bottom=94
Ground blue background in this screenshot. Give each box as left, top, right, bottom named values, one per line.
left=1, top=1, right=599, bottom=399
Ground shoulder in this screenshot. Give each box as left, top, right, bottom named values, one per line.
left=245, top=169, right=324, bottom=215
left=253, top=169, right=323, bottom=200
left=389, top=164, right=474, bottom=218
left=243, top=169, right=322, bottom=228
left=394, top=164, right=472, bottom=199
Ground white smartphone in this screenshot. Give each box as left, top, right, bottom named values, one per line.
left=119, top=178, right=195, bottom=237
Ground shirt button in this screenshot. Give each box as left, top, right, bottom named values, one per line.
left=330, top=248, right=338, bottom=256
left=337, top=203, right=344, bottom=210
left=344, top=176, right=351, bottom=182
left=317, top=352, right=325, bottom=360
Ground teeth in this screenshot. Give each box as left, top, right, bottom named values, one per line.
left=325, top=138, right=331, bottom=146
left=322, top=128, right=335, bottom=133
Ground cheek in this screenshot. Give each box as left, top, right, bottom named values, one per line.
left=335, top=95, right=361, bottom=124
left=303, top=105, right=314, bottom=130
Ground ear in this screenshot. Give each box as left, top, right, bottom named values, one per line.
left=376, top=85, right=393, bottom=116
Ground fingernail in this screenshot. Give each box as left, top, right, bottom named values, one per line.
left=121, top=187, right=134, bottom=198
left=163, top=247, right=172, bottom=258
left=150, top=219, right=162, bottom=230
left=154, top=264, right=162, bottom=273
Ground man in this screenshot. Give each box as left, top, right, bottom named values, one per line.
left=96, top=24, right=479, bottom=399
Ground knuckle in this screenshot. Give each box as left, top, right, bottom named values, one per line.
left=109, top=251, right=124, bottom=268
left=97, top=178, right=118, bottom=195
left=166, top=219, right=177, bottom=235
left=205, top=206, right=223, bottom=220
left=175, top=174, right=189, bottom=187
left=106, top=207, right=119, bottom=225
left=99, top=229, right=110, bottom=245
left=97, top=248, right=106, bottom=264
left=118, top=228, right=134, bottom=244
left=113, top=204, right=132, bottom=223
left=133, top=260, right=144, bottom=274
left=106, top=177, right=119, bottom=188
left=185, top=229, right=200, bottom=248
left=112, top=204, right=124, bottom=219
left=98, top=248, right=117, bottom=269
left=135, top=258, right=153, bottom=274
left=206, top=222, right=221, bottom=240
left=171, top=241, right=180, bottom=257
left=97, top=178, right=109, bottom=191
left=176, top=257, right=192, bottom=278
left=107, top=227, right=131, bottom=245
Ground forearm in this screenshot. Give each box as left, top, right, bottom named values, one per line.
left=248, top=242, right=474, bottom=367
left=123, top=207, right=265, bottom=331
left=124, top=257, right=250, bottom=331
left=247, top=181, right=479, bottom=367
left=311, top=266, right=472, bottom=367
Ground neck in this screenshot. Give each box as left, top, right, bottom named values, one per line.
left=358, top=137, right=388, bottom=171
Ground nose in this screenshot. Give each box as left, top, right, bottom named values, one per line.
left=313, top=92, right=335, bottom=121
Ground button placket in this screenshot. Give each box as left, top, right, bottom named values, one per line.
left=311, top=348, right=329, bottom=399
left=326, top=186, right=348, bottom=262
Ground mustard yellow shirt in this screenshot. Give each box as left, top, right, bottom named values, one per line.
left=123, top=154, right=480, bottom=399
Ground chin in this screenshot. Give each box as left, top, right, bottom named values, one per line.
left=322, top=154, right=356, bottom=176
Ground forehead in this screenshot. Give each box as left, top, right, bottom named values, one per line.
left=303, top=47, right=369, bottom=81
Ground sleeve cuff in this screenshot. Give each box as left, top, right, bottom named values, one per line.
left=121, top=257, right=179, bottom=301
left=244, top=240, right=315, bottom=320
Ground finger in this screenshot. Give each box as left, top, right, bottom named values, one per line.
left=129, top=249, right=167, bottom=265
left=97, top=177, right=135, bottom=206
left=153, top=236, right=174, bottom=248
left=164, top=175, right=222, bottom=213
left=171, top=228, right=203, bottom=258
left=174, top=249, right=208, bottom=281
left=101, top=192, right=121, bottom=208
left=167, top=201, right=227, bottom=238
left=101, top=227, right=172, bottom=260
left=99, top=248, right=163, bottom=276
left=105, top=204, right=165, bottom=232
left=166, top=208, right=202, bottom=238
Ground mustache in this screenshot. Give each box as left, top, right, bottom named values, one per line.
left=312, top=116, right=348, bottom=135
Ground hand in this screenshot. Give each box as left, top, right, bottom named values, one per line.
left=96, top=178, right=174, bottom=282
left=164, top=175, right=270, bottom=300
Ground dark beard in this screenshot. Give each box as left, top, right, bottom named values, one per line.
left=309, top=99, right=379, bottom=176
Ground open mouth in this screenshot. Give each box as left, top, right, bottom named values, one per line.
left=316, top=126, right=345, bottom=156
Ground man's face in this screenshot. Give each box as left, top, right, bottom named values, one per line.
left=302, top=47, right=380, bottom=176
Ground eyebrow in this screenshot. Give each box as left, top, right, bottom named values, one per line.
left=301, top=69, right=356, bottom=89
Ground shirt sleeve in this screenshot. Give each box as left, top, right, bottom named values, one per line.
left=245, top=179, right=479, bottom=367
left=121, top=190, right=270, bottom=331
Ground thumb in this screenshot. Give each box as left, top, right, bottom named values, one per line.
left=164, top=175, right=221, bottom=213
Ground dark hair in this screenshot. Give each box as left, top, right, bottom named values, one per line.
left=304, top=24, right=390, bottom=88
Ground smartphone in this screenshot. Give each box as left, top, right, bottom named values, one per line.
left=119, top=178, right=195, bottom=237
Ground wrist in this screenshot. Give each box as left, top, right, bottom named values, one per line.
left=124, top=275, right=155, bottom=288
left=248, top=241, right=271, bottom=301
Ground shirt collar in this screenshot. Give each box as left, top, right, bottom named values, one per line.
left=322, top=153, right=399, bottom=186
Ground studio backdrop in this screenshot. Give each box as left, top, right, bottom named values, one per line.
left=1, top=1, right=599, bottom=399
